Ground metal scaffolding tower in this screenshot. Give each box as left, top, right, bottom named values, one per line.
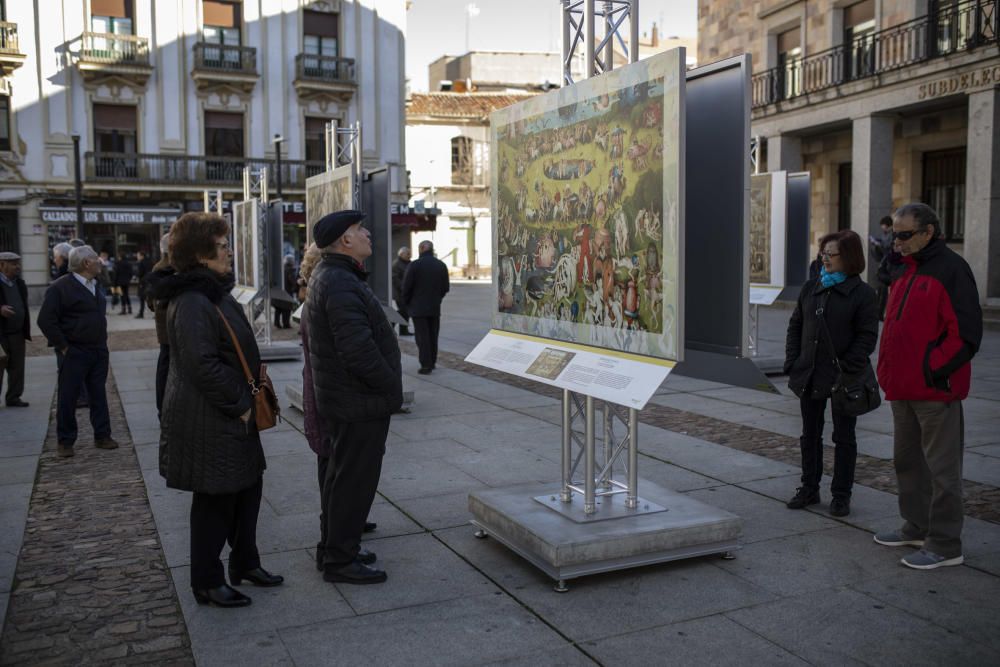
left=561, top=0, right=640, bottom=85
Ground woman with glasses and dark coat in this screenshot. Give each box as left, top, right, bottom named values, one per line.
left=157, top=213, right=282, bottom=608
left=783, top=230, right=880, bottom=518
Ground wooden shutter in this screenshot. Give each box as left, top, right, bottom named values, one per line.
left=304, top=10, right=338, bottom=37
left=91, top=0, right=132, bottom=18
left=844, top=0, right=875, bottom=28
left=93, top=104, right=137, bottom=131
left=204, top=111, right=244, bottom=130
left=203, top=0, right=239, bottom=27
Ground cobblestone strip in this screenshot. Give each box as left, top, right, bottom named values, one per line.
left=0, top=371, right=194, bottom=665
left=400, top=339, right=1000, bottom=524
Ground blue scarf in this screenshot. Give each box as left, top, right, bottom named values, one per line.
left=820, top=266, right=847, bottom=289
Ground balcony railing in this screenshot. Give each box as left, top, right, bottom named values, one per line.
left=193, top=42, right=257, bottom=74
left=80, top=32, right=150, bottom=66
left=295, top=54, right=356, bottom=84
left=752, top=0, right=999, bottom=109
left=84, top=152, right=325, bottom=189
left=0, top=21, right=20, bottom=55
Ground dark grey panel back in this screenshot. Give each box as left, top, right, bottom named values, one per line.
left=266, top=201, right=284, bottom=291
left=363, top=167, right=392, bottom=305
left=785, top=172, right=811, bottom=290
left=684, top=57, right=750, bottom=356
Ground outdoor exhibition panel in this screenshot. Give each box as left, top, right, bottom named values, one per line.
left=304, top=164, right=355, bottom=249
left=749, top=171, right=788, bottom=306
left=780, top=171, right=813, bottom=300
left=231, top=199, right=260, bottom=305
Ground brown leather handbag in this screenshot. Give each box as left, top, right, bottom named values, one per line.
left=215, top=306, right=280, bottom=431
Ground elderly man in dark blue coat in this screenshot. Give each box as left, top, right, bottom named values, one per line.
left=306, top=210, right=402, bottom=585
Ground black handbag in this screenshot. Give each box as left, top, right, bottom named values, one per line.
left=815, top=293, right=882, bottom=417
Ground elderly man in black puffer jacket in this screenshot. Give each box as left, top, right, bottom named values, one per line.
left=307, top=209, right=402, bottom=585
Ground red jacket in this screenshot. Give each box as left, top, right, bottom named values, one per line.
left=877, top=238, right=982, bottom=402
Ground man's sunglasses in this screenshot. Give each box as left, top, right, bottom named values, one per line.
left=892, top=229, right=925, bottom=241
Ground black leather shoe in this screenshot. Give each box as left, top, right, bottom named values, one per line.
left=317, top=547, right=376, bottom=570
left=786, top=487, right=820, bottom=509
left=229, top=567, right=284, bottom=587
left=323, top=560, right=387, bottom=585
left=95, top=437, right=119, bottom=450
left=418, top=368, right=432, bottom=375
left=6, top=399, right=29, bottom=407
left=193, top=584, right=252, bottom=607
left=830, top=497, right=851, bottom=517
left=364, top=521, right=377, bottom=533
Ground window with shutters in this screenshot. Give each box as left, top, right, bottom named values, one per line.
left=302, top=10, right=339, bottom=80
left=305, top=117, right=331, bottom=164
left=91, top=0, right=134, bottom=35
left=93, top=104, right=137, bottom=177
left=203, top=0, right=241, bottom=46
left=922, top=148, right=966, bottom=242
left=843, top=0, right=876, bottom=79
left=204, top=111, right=244, bottom=182
left=776, top=26, right=802, bottom=100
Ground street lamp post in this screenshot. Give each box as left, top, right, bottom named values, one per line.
left=72, top=134, right=84, bottom=240
left=273, top=134, right=284, bottom=200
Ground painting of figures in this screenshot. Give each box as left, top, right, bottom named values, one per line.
left=232, top=200, right=259, bottom=291
left=491, top=48, right=685, bottom=362
left=749, top=174, right=772, bottom=285
left=305, top=165, right=354, bottom=247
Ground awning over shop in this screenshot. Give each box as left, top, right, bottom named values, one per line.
left=39, top=206, right=182, bottom=225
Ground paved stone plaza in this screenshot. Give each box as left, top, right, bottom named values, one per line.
left=1, top=283, right=999, bottom=665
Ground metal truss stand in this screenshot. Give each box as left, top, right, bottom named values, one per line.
left=203, top=189, right=224, bottom=214
left=748, top=303, right=761, bottom=358
left=325, top=120, right=364, bottom=210
left=242, top=167, right=272, bottom=347
left=561, top=0, right=640, bottom=84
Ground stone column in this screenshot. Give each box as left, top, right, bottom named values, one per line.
left=766, top=134, right=803, bottom=173
left=851, top=115, right=895, bottom=283
left=963, top=88, right=1000, bottom=304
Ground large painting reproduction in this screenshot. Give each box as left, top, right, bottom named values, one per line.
left=231, top=200, right=259, bottom=292
left=491, top=48, right=685, bottom=362
left=305, top=164, right=354, bottom=248
left=749, top=174, right=772, bottom=285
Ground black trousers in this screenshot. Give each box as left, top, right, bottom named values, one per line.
left=412, top=316, right=440, bottom=370
left=0, top=332, right=25, bottom=403
left=799, top=395, right=858, bottom=498
left=119, top=285, right=131, bottom=313
left=273, top=305, right=291, bottom=329
left=136, top=285, right=147, bottom=316
left=190, top=477, right=263, bottom=589
left=56, top=346, right=111, bottom=445
left=321, top=419, right=389, bottom=567
left=155, top=344, right=169, bottom=419
left=317, top=454, right=329, bottom=551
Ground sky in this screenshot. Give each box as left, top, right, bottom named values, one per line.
left=405, top=0, right=699, bottom=92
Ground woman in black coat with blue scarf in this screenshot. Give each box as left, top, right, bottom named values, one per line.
left=157, top=213, right=283, bottom=608
left=784, top=230, right=879, bottom=517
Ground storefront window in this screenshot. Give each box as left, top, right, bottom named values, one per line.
left=922, top=148, right=966, bottom=242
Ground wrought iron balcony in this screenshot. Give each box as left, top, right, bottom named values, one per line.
left=192, top=42, right=258, bottom=91
left=84, top=151, right=324, bottom=190
left=0, top=22, right=26, bottom=74
left=77, top=32, right=152, bottom=84
left=293, top=54, right=356, bottom=98
left=751, top=0, right=999, bottom=109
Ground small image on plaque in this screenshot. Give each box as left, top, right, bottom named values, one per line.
left=525, top=348, right=576, bottom=380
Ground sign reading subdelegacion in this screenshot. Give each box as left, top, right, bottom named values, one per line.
left=466, top=330, right=673, bottom=409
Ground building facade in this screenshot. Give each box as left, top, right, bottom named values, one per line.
left=699, top=0, right=999, bottom=304
left=0, top=0, right=407, bottom=301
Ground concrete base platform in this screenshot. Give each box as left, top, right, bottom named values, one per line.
left=260, top=341, right=303, bottom=362
left=469, top=479, right=741, bottom=587
left=750, top=354, right=786, bottom=376
left=285, top=382, right=414, bottom=412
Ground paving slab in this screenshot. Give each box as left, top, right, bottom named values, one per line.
left=191, top=630, right=294, bottom=667
left=0, top=455, right=38, bottom=487
left=585, top=614, right=807, bottom=666
left=726, top=587, right=1000, bottom=666
left=964, top=450, right=1000, bottom=487
left=278, top=593, right=570, bottom=667
left=378, top=456, right=488, bottom=501
left=392, top=492, right=475, bottom=532
left=685, top=484, right=838, bottom=544
left=435, top=525, right=775, bottom=643
left=479, top=645, right=598, bottom=666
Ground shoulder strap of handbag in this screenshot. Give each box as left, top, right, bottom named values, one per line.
left=814, top=291, right=844, bottom=375
left=214, top=305, right=259, bottom=394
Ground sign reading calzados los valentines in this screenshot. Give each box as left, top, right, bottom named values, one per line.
left=39, top=206, right=181, bottom=225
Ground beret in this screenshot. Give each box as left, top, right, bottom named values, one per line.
left=313, top=209, right=365, bottom=248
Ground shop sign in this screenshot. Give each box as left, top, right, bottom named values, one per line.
left=918, top=64, right=1000, bottom=100
left=40, top=206, right=182, bottom=225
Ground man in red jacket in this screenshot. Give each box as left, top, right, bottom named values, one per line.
left=874, top=203, right=982, bottom=570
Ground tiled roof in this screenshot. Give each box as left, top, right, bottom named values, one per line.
left=406, top=93, right=535, bottom=119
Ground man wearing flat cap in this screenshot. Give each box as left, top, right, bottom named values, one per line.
left=0, top=252, right=31, bottom=407
left=306, top=209, right=402, bottom=585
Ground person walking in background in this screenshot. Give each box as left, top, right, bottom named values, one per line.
left=51, top=242, right=72, bottom=279
left=402, top=240, right=450, bottom=374
left=134, top=250, right=153, bottom=319
left=270, top=255, right=295, bottom=329
left=145, top=232, right=175, bottom=419
left=115, top=252, right=134, bottom=315
left=874, top=203, right=983, bottom=570
left=0, top=252, right=31, bottom=408
left=392, top=246, right=412, bottom=336
left=36, top=245, right=119, bottom=458
left=869, top=216, right=894, bottom=319
left=307, top=210, right=402, bottom=585
left=157, top=213, right=282, bottom=608
left=784, top=230, right=879, bottom=518
left=98, top=250, right=114, bottom=311
left=297, top=243, right=377, bottom=572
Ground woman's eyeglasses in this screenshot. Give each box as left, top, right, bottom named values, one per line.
left=820, top=252, right=840, bottom=260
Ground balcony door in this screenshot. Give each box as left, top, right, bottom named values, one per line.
left=305, top=117, right=331, bottom=173
left=303, top=10, right=339, bottom=79
left=843, top=0, right=876, bottom=80
left=203, top=0, right=241, bottom=68
left=775, top=26, right=802, bottom=100
left=205, top=111, right=244, bottom=183
left=922, top=148, right=966, bottom=242
left=90, top=0, right=134, bottom=58
left=93, top=103, right=137, bottom=178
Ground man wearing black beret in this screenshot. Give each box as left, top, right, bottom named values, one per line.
left=306, top=209, right=403, bottom=584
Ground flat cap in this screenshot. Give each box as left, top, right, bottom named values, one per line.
left=313, top=209, right=365, bottom=248
left=0, top=251, right=21, bottom=261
